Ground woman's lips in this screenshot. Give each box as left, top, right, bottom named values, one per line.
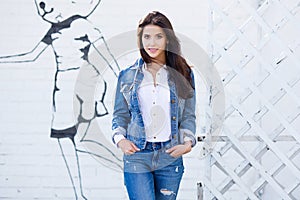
left=148, top=48, right=158, bottom=53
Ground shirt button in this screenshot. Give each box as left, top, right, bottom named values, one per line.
left=173, top=135, right=177, bottom=139
left=171, top=99, right=175, bottom=104
left=172, top=116, right=176, bottom=120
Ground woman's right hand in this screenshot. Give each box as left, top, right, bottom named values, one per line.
left=117, top=139, right=140, bottom=155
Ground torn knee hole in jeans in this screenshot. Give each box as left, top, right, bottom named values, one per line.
left=160, top=188, right=175, bottom=196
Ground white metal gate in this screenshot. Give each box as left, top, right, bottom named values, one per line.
left=200, top=0, right=300, bottom=199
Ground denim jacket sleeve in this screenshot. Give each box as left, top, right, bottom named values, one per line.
left=111, top=70, right=130, bottom=144
left=179, top=70, right=197, bottom=147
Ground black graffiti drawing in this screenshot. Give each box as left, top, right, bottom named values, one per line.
left=0, top=1, right=122, bottom=199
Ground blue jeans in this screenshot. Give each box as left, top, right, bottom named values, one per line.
left=123, top=141, right=184, bottom=200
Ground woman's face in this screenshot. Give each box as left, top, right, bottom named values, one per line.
left=142, top=24, right=168, bottom=63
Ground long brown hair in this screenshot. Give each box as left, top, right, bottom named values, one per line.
left=137, top=11, right=194, bottom=90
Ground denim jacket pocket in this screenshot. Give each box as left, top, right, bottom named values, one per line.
left=120, top=83, right=133, bottom=105
left=178, top=98, right=185, bottom=109
left=177, top=97, right=185, bottom=119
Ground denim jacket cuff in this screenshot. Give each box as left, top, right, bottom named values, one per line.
left=112, top=127, right=126, bottom=145
left=180, top=128, right=197, bottom=147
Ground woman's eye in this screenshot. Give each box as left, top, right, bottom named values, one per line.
left=156, top=35, right=163, bottom=39
left=143, top=35, right=150, bottom=39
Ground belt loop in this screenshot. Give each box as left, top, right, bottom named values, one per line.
left=161, top=140, right=170, bottom=149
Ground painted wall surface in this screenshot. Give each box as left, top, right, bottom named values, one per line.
left=0, top=1, right=208, bottom=199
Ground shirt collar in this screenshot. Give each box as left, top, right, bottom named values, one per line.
left=143, top=63, right=167, bottom=71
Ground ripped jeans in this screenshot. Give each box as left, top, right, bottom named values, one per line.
left=123, top=140, right=184, bottom=200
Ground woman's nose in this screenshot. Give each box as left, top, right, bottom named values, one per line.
left=149, top=38, right=156, bottom=46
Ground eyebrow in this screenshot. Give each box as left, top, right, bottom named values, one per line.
left=143, top=32, right=164, bottom=36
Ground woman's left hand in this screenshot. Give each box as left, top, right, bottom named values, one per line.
left=165, top=141, right=192, bottom=158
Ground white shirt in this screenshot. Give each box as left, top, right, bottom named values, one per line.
left=138, top=64, right=171, bottom=142
left=113, top=64, right=171, bottom=145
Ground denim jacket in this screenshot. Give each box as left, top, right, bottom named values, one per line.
left=112, top=58, right=196, bottom=150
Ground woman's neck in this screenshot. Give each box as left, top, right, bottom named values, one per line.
left=147, top=61, right=165, bottom=70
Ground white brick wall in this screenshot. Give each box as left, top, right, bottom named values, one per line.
left=0, top=1, right=209, bottom=199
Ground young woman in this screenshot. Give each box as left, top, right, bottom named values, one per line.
left=112, top=11, right=196, bottom=200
